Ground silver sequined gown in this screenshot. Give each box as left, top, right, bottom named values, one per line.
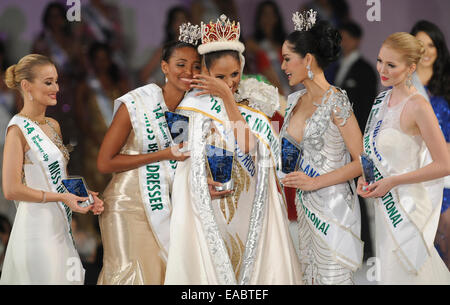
left=281, top=87, right=362, bottom=285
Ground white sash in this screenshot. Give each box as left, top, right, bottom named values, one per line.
left=284, top=90, right=363, bottom=271
left=8, top=115, right=72, bottom=239
left=177, top=90, right=281, bottom=174
left=114, top=84, right=176, bottom=260
left=364, top=90, right=442, bottom=274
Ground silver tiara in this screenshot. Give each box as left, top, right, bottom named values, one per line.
left=292, top=9, right=317, bottom=31
left=179, top=22, right=201, bottom=44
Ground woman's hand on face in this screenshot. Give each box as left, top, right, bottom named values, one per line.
left=281, top=171, right=319, bottom=191
left=207, top=178, right=233, bottom=200
left=190, top=74, right=232, bottom=100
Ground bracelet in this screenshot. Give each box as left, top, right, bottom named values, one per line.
left=41, top=190, right=46, bottom=203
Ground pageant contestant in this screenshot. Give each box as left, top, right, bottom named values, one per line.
left=96, top=24, right=201, bottom=284
left=1, top=54, right=104, bottom=284
left=357, top=32, right=450, bottom=284
left=411, top=20, right=450, bottom=269
left=164, top=15, right=302, bottom=285
left=279, top=11, right=364, bottom=285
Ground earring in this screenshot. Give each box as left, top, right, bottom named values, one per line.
left=307, top=65, right=314, bottom=80
left=406, top=74, right=412, bottom=88
left=29, top=92, right=33, bottom=101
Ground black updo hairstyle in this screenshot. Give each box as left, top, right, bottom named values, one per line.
left=286, top=20, right=342, bottom=70
left=161, top=40, right=199, bottom=63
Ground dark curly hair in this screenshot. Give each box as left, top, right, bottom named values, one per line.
left=286, top=20, right=341, bottom=70
left=411, top=20, right=450, bottom=103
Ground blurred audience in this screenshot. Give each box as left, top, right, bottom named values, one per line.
left=71, top=214, right=102, bottom=285
left=139, top=6, right=190, bottom=86
left=0, top=40, right=18, bottom=224
left=245, top=1, right=289, bottom=96
left=301, top=0, right=350, bottom=28
left=0, top=214, right=12, bottom=277
left=330, top=21, right=378, bottom=131
left=32, top=1, right=85, bottom=175
left=75, top=42, right=130, bottom=194
left=190, top=0, right=238, bottom=25
left=411, top=20, right=450, bottom=271
left=81, top=0, right=128, bottom=70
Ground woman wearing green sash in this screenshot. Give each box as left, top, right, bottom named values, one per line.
left=96, top=25, right=202, bottom=284
left=357, top=32, right=450, bottom=284
left=164, top=15, right=302, bottom=285
left=1, top=54, right=104, bottom=284
left=279, top=11, right=364, bottom=284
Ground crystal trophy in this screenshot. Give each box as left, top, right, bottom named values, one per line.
left=164, top=111, right=189, bottom=152
left=206, top=144, right=234, bottom=191
left=277, top=136, right=303, bottom=182
left=360, top=153, right=375, bottom=187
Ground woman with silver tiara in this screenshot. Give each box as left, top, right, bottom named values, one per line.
left=164, top=15, right=303, bottom=285
left=95, top=23, right=201, bottom=284
left=279, top=10, right=364, bottom=284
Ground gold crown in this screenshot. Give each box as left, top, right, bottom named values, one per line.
left=202, top=14, right=240, bottom=45
left=198, top=14, right=244, bottom=55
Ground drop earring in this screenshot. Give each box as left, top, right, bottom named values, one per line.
left=307, top=65, right=314, bottom=80
left=406, top=74, right=412, bottom=88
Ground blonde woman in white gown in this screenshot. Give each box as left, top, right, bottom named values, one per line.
left=358, top=33, right=450, bottom=284
left=0, top=54, right=103, bottom=285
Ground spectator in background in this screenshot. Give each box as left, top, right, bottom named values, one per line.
left=245, top=1, right=289, bottom=96
left=411, top=20, right=450, bottom=270
left=327, top=21, right=378, bottom=261
left=82, top=0, right=128, bottom=70
left=333, top=21, right=378, bottom=131
left=301, top=0, right=350, bottom=28
left=0, top=40, right=19, bottom=224
left=139, top=6, right=190, bottom=86
left=0, top=214, right=12, bottom=277
left=75, top=42, right=130, bottom=194
left=32, top=1, right=85, bottom=176
left=190, top=0, right=238, bottom=25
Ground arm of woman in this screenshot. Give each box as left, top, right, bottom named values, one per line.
left=2, top=126, right=91, bottom=214
left=191, top=75, right=256, bottom=153
left=97, top=103, right=189, bottom=174
left=281, top=113, right=363, bottom=191
left=364, top=97, right=450, bottom=198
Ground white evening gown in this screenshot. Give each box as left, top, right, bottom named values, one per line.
left=0, top=150, right=84, bottom=285
left=374, top=94, right=450, bottom=284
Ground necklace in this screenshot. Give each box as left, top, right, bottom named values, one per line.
left=19, top=113, right=48, bottom=125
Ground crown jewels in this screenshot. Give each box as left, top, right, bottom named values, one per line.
left=201, top=14, right=240, bottom=45
left=292, top=9, right=317, bottom=31
left=198, top=14, right=245, bottom=55
left=179, top=22, right=201, bottom=45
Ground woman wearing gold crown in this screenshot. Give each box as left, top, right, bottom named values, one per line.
left=164, top=15, right=303, bottom=285
left=279, top=10, right=364, bottom=284
left=95, top=23, right=203, bottom=284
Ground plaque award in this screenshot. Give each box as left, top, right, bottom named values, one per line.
left=61, top=176, right=94, bottom=208
left=277, top=136, right=302, bottom=182
left=206, top=144, right=234, bottom=191
left=164, top=111, right=189, bottom=152
left=359, top=153, right=375, bottom=186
